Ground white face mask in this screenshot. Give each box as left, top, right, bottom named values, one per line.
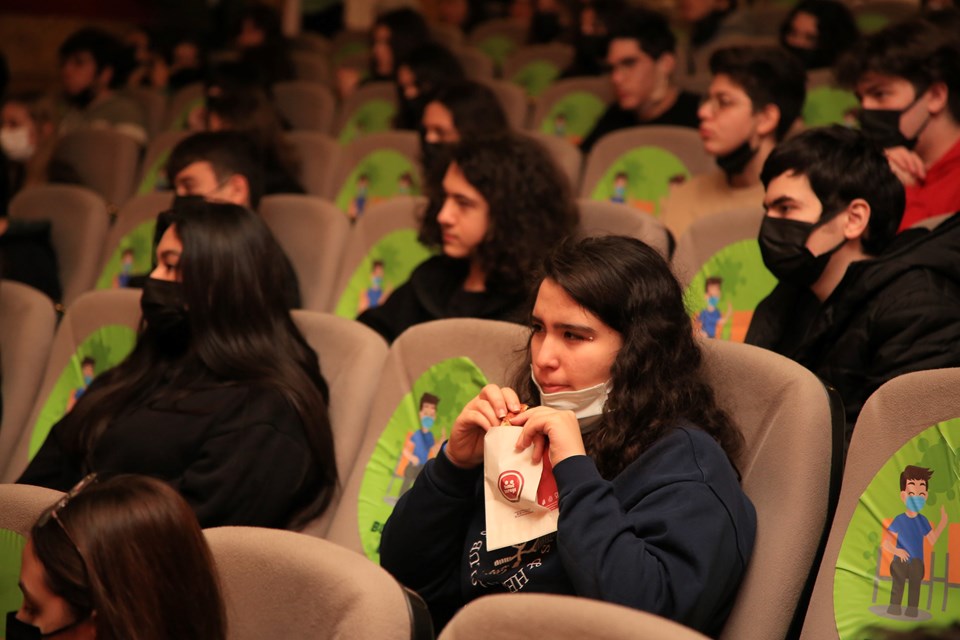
left=531, top=366, right=611, bottom=434
left=0, top=127, right=36, bottom=162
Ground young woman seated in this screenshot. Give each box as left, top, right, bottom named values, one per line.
left=18, top=199, right=337, bottom=530
left=358, top=134, right=579, bottom=343
left=8, top=474, right=225, bottom=640
left=379, top=236, right=757, bottom=636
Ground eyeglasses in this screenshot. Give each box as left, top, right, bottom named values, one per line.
left=36, top=473, right=98, bottom=575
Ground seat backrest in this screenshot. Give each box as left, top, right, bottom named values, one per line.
left=52, top=129, right=142, bottom=206
left=580, top=126, right=714, bottom=217
left=292, top=32, right=331, bottom=55
left=800, top=368, right=960, bottom=640
left=9, top=185, right=110, bottom=307
left=2, top=289, right=142, bottom=483
left=285, top=130, right=340, bottom=198
left=483, top=78, right=530, bottom=130
left=331, top=30, right=371, bottom=64
left=524, top=131, right=582, bottom=192
left=0, top=281, right=57, bottom=477
left=429, top=21, right=464, bottom=50
left=95, top=191, right=173, bottom=291
left=502, top=43, right=575, bottom=98
left=125, top=86, right=167, bottom=139
left=468, top=18, right=528, bottom=70
left=575, top=199, right=671, bottom=256
left=259, top=194, right=351, bottom=311
left=697, top=339, right=840, bottom=640
left=911, top=212, right=956, bottom=231
left=135, top=130, right=188, bottom=195
left=439, top=593, right=711, bottom=640
left=854, top=0, right=917, bottom=33
left=324, top=318, right=529, bottom=558
left=290, top=311, right=389, bottom=536
left=672, top=206, right=774, bottom=343
left=274, top=81, right=337, bottom=133
left=205, top=526, right=429, bottom=640
left=331, top=131, right=422, bottom=218
left=337, top=81, right=398, bottom=144
left=331, top=196, right=433, bottom=317
left=164, top=82, right=205, bottom=130
left=454, top=45, right=495, bottom=81
left=532, top=76, right=613, bottom=147
left=289, top=50, right=331, bottom=85
left=0, top=484, right=63, bottom=617
left=803, top=70, right=859, bottom=128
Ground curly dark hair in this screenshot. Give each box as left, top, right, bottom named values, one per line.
left=510, top=236, right=744, bottom=479
left=419, top=134, right=579, bottom=295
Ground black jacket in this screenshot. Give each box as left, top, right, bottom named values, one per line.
left=357, top=255, right=529, bottom=343
left=746, top=213, right=960, bottom=433
left=578, top=91, right=701, bottom=155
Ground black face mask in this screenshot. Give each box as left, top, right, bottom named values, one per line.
left=140, top=278, right=189, bottom=345
left=758, top=216, right=846, bottom=287
left=859, top=94, right=930, bottom=151
left=715, top=141, right=758, bottom=177
left=5, top=611, right=88, bottom=640
left=420, top=141, right=453, bottom=184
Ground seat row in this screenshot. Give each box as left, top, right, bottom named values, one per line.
left=2, top=291, right=956, bottom=638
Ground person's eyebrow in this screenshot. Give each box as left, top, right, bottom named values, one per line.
left=762, top=195, right=798, bottom=210
left=157, top=249, right=181, bottom=264
left=530, top=314, right=596, bottom=334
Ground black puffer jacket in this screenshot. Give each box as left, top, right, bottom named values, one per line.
left=746, top=212, right=960, bottom=434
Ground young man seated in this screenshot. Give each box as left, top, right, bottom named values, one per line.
left=838, top=18, right=960, bottom=230
left=659, top=46, right=806, bottom=240
left=579, top=7, right=701, bottom=154
left=57, top=28, right=147, bottom=145
left=745, top=125, right=960, bottom=433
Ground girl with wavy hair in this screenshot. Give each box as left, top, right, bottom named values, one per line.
left=18, top=199, right=336, bottom=530
left=380, top=235, right=756, bottom=635
left=358, top=133, right=579, bottom=343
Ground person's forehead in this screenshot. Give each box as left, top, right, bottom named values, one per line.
left=176, top=160, right=218, bottom=183
left=765, top=171, right=817, bottom=200
left=857, top=72, right=911, bottom=92
left=607, top=39, right=648, bottom=61
left=64, top=50, right=96, bottom=65
left=708, top=73, right=749, bottom=98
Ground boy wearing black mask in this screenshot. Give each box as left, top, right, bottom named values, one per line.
left=660, top=46, right=805, bottom=240
left=838, top=18, right=960, bottom=231
left=57, top=28, right=147, bottom=145
left=746, top=125, right=960, bottom=434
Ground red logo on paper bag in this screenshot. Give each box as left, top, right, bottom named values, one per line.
left=537, top=455, right=559, bottom=510
left=498, top=471, right=524, bottom=502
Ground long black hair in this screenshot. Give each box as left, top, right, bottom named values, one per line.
left=511, top=236, right=744, bottom=479
left=62, top=200, right=336, bottom=526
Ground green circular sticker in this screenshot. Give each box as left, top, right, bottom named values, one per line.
left=834, top=420, right=960, bottom=638
left=334, top=229, right=434, bottom=319
left=357, top=357, right=489, bottom=562
left=803, top=87, right=860, bottom=128
left=589, top=147, right=691, bottom=217
left=539, top=91, right=607, bottom=146
left=856, top=13, right=891, bottom=34
left=334, top=149, right=420, bottom=218
left=96, top=219, right=157, bottom=290
left=30, top=325, right=138, bottom=460
left=511, top=60, right=560, bottom=98
left=333, top=40, right=370, bottom=64
left=477, top=35, right=518, bottom=69
left=338, top=100, right=397, bottom=144
left=683, top=239, right=777, bottom=342
left=0, top=529, right=26, bottom=618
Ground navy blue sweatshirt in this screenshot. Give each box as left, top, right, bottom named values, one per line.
left=380, top=425, right=756, bottom=637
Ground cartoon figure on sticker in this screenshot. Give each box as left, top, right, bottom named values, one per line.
left=553, top=113, right=567, bottom=137
left=610, top=171, right=628, bottom=204
left=397, top=172, right=413, bottom=195
left=114, top=248, right=135, bottom=288
left=881, top=465, right=948, bottom=618
left=385, top=393, right=446, bottom=503
left=66, top=356, right=96, bottom=413
left=358, top=260, right=387, bottom=314
left=349, top=173, right=370, bottom=219
left=697, top=277, right=732, bottom=339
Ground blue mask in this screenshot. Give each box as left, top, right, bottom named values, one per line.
left=420, top=415, right=435, bottom=429
left=83, top=374, right=94, bottom=386
left=905, top=495, right=926, bottom=512
left=707, top=296, right=719, bottom=307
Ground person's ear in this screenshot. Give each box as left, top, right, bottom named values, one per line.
left=96, top=66, right=114, bottom=91
left=842, top=198, right=871, bottom=240
left=224, top=173, right=251, bottom=208
left=925, top=81, right=948, bottom=117
left=755, top=103, right=780, bottom=139
left=655, top=51, right=676, bottom=79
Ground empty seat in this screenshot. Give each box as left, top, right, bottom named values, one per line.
left=483, top=79, right=529, bottom=130
left=259, top=194, right=351, bottom=311
left=331, top=131, right=422, bottom=219
left=468, top=18, right=528, bottom=70
left=52, top=129, right=142, bottom=206
left=285, top=130, right=340, bottom=198
left=532, top=76, right=614, bottom=147
left=502, top=43, right=575, bottom=98
left=274, top=81, right=337, bottom=133
left=205, top=526, right=432, bottom=640
left=454, top=46, right=496, bottom=81
left=290, top=50, right=331, bottom=85
left=525, top=131, right=582, bottom=191
left=576, top=199, right=670, bottom=256
left=9, top=185, right=110, bottom=307
left=0, top=281, right=57, bottom=478
left=337, top=81, right=398, bottom=144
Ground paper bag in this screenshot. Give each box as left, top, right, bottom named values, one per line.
left=483, top=426, right=560, bottom=551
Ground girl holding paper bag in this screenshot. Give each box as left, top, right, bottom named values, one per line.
left=380, top=235, right=757, bottom=636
